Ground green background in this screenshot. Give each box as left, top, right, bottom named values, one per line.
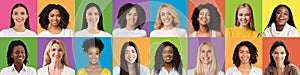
left=75, top=0, right=113, bottom=34
left=150, top=37, right=187, bottom=73
left=225, top=0, right=262, bottom=33
left=0, top=37, right=38, bottom=70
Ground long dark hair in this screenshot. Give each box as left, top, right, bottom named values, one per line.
left=117, top=3, right=145, bottom=29
left=120, top=41, right=140, bottom=75
left=268, top=41, right=290, bottom=67
left=81, top=3, right=104, bottom=31
left=10, top=3, right=31, bottom=30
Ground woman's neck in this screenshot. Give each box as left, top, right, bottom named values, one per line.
left=199, top=24, right=209, bottom=32
left=87, top=63, right=101, bottom=69
left=13, top=24, right=26, bottom=32
left=86, top=24, right=100, bottom=34
left=162, top=24, right=174, bottom=30
left=237, top=63, right=251, bottom=75
left=14, top=62, right=23, bottom=73
left=125, top=24, right=136, bottom=30
left=48, top=25, right=62, bottom=34
left=275, top=24, right=285, bottom=31
left=275, top=63, right=285, bottom=73
left=202, top=63, right=210, bottom=75
left=238, top=24, right=248, bottom=28
left=164, top=63, right=173, bottom=73
left=49, top=61, right=64, bottom=70
left=127, top=63, right=136, bottom=75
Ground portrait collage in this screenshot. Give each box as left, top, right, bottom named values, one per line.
left=0, top=0, right=299, bottom=75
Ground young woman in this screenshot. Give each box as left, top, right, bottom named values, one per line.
left=0, top=3, right=36, bottom=37
left=150, top=4, right=187, bottom=37
left=38, top=4, right=74, bottom=37
left=75, top=3, right=111, bottom=37
left=264, top=5, right=299, bottom=37
left=225, top=3, right=261, bottom=38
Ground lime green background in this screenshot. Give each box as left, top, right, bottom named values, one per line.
left=0, top=37, right=38, bottom=70
left=225, top=0, right=262, bottom=33
left=75, top=0, right=113, bottom=34
left=150, top=37, right=187, bottom=73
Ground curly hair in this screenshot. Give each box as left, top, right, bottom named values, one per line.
left=265, top=4, right=296, bottom=30
left=154, top=41, right=182, bottom=75
left=120, top=41, right=140, bottom=75
left=117, top=3, right=146, bottom=29
left=191, top=3, right=221, bottom=31
left=154, top=4, right=180, bottom=30
left=268, top=40, right=290, bottom=67
left=81, top=3, right=104, bottom=31
left=235, top=3, right=255, bottom=31
left=43, top=39, right=68, bottom=66
left=10, top=3, right=31, bottom=30
left=82, top=37, right=104, bottom=53
left=6, top=40, right=28, bottom=66
left=232, top=41, right=258, bottom=67
left=39, top=4, right=70, bottom=30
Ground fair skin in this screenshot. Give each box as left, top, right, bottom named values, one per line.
left=125, top=46, right=137, bottom=75
left=48, top=43, right=64, bottom=75
left=48, top=9, right=62, bottom=34
left=86, top=6, right=100, bottom=34
left=160, top=7, right=174, bottom=30
left=12, top=7, right=28, bottom=32
left=275, top=7, right=289, bottom=31
left=200, top=44, right=212, bottom=75
left=162, top=46, right=174, bottom=73
left=125, top=7, right=138, bottom=30
left=85, top=47, right=103, bottom=75
left=237, top=46, right=251, bottom=75
left=272, top=46, right=286, bottom=75
left=11, top=45, right=26, bottom=73
left=195, top=8, right=223, bottom=37
left=237, top=8, right=250, bottom=28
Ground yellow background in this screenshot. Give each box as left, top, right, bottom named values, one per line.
left=37, top=0, right=75, bottom=34
left=225, top=38, right=263, bottom=70
left=262, top=0, right=300, bottom=35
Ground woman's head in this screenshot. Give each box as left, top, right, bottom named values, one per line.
left=10, top=3, right=31, bottom=30
left=6, top=40, right=28, bottom=66
left=267, top=4, right=295, bottom=28
left=232, top=41, right=258, bottom=67
left=154, top=4, right=180, bottom=30
left=120, top=41, right=140, bottom=75
left=43, top=39, right=68, bottom=66
left=269, top=40, right=290, bottom=67
left=154, top=41, right=182, bottom=75
left=117, top=3, right=146, bottom=29
left=82, top=3, right=104, bottom=31
left=235, top=3, right=255, bottom=30
left=82, top=38, right=104, bottom=64
left=192, top=3, right=221, bottom=31
left=39, top=4, right=70, bottom=30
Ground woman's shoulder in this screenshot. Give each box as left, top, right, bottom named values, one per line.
left=173, top=28, right=187, bottom=32
left=38, top=66, right=48, bottom=73
left=102, top=68, right=111, bottom=74
left=287, top=64, right=300, bottom=71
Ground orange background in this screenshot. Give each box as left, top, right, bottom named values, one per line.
left=188, top=0, right=225, bottom=36
left=262, top=38, right=300, bottom=73
left=113, top=38, right=150, bottom=69
left=225, top=38, right=263, bottom=70
left=37, top=0, right=75, bottom=34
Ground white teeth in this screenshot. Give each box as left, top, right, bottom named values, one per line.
left=19, top=57, right=23, bottom=59
left=166, top=57, right=170, bottom=60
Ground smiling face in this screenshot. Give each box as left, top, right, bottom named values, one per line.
left=160, top=7, right=173, bottom=26
left=238, top=46, right=250, bottom=64
left=12, top=6, right=28, bottom=26
left=125, top=7, right=138, bottom=27
left=86, top=47, right=100, bottom=64
left=86, top=6, right=100, bottom=26
left=49, top=43, right=63, bottom=62
left=237, top=8, right=250, bottom=27
left=275, top=6, right=289, bottom=26
left=48, top=9, right=61, bottom=26
left=272, top=46, right=286, bottom=65
left=199, top=44, right=212, bottom=65
left=11, top=45, right=26, bottom=64
left=198, top=8, right=210, bottom=26
left=162, top=46, right=174, bottom=63
left=124, top=46, right=137, bottom=64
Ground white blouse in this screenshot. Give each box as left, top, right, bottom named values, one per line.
left=264, top=22, right=299, bottom=37
left=150, top=28, right=187, bottom=37
left=226, top=65, right=262, bottom=75
left=0, top=28, right=36, bottom=37
left=38, top=28, right=74, bottom=37
left=113, top=65, right=150, bottom=75
left=38, top=65, right=74, bottom=75
left=0, top=64, right=36, bottom=75
left=75, top=29, right=111, bottom=37
left=190, top=30, right=217, bottom=37
left=112, top=28, right=147, bottom=37
left=151, top=67, right=186, bottom=75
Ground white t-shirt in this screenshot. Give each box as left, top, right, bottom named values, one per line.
left=0, top=28, right=36, bottom=37
left=150, top=28, right=187, bottom=37
left=38, top=28, right=74, bottom=37
left=264, top=23, right=299, bottom=37
left=75, top=29, right=111, bottom=37
left=0, top=64, right=36, bottom=75
left=187, top=68, right=224, bottom=75
left=151, top=67, right=186, bottom=75
left=112, top=28, right=147, bottom=37
left=38, top=65, right=74, bottom=75
left=226, top=65, right=262, bottom=75
left=190, top=30, right=217, bottom=37
left=113, top=65, right=150, bottom=75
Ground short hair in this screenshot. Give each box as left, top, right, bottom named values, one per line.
left=120, top=41, right=140, bottom=75
left=82, top=37, right=104, bottom=53
left=235, top=3, right=255, bottom=31
left=43, top=39, right=68, bottom=66
left=266, top=4, right=296, bottom=29
left=268, top=41, right=290, bottom=67
left=232, top=41, right=258, bottom=67
left=6, top=40, right=28, bottom=66
left=154, top=4, right=180, bottom=30
left=82, top=3, right=104, bottom=31
left=154, top=41, right=182, bottom=75
left=191, top=3, right=221, bottom=31
left=117, top=3, right=146, bottom=29
left=39, top=4, right=70, bottom=30
left=10, top=3, right=31, bottom=30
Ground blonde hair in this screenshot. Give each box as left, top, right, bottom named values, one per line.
left=235, top=3, right=255, bottom=30
left=194, top=41, right=221, bottom=75
left=43, top=39, right=68, bottom=66
left=154, top=4, right=180, bottom=30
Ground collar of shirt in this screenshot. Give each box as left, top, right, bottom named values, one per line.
left=232, top=65, right=259, bottom=74
left=160, top=67, right=179, bottom=75
left=10, top=64, right=27, bottom=72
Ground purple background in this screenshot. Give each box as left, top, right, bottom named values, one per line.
left=38, top=37, right=75, bottom=69
left=113, top=0, right=150, bottom=37
left=188, top=37, right=225, bottom=71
